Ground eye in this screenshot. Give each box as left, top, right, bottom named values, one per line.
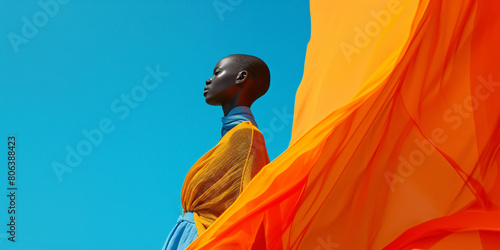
left=215, top=71, right=221, bottom=75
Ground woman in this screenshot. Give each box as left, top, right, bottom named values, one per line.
left=162, top=54, right=271, bottom=250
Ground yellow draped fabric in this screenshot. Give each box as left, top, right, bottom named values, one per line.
left=187, top=0, right=500, bottom=249
left=181, top=121, right=270, bottom=234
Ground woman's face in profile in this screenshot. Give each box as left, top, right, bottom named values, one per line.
left=204, top=57, right=241, bottom=106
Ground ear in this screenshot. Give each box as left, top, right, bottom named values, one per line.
left=235, top=70, right=248, bottom=84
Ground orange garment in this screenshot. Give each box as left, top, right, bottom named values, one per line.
left=181, top=121, right=270, bottom=234
left=187, top=0, right=500, bottom=249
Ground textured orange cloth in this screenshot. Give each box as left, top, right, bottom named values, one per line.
left=181, top=121, right=270, bottom=234
left=187, top=0, right=500, bottom=249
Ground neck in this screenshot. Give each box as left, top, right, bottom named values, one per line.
left=222, top=103, right=237, bottom=116
left=220, top=106, right=258, bottom=137
left=221, top=91, right=252, bottom=116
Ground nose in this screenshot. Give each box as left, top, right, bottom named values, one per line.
left=206, top=78, right=212, bottom=85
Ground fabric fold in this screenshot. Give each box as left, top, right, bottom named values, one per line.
left=187, top=0, right=500, bottom=249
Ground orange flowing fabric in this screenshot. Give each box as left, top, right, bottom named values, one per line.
left=187, top=0, right=500, bottom=249
left=181, top=121, right=269, bottom=234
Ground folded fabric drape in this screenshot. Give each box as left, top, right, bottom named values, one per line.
left=221, top=106, right=258, bottom=137
left=162, top=212, right=198, bottom=250
left=187, top=0, right=500, bottom=249
left=181, top=121, right=270, bottom=235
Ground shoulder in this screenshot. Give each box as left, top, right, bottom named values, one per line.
left=225, top=121, right=258, bottom=138
left=238, top=122, right=270, bottom=191
left=229, top=121, right=268, bottom=153
left=222, top=121, right=266, bottom=148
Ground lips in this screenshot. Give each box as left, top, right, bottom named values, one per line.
left=204, top=87, right=209, bottom=96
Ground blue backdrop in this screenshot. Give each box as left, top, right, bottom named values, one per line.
left=0, top=0, right=310, bottom=249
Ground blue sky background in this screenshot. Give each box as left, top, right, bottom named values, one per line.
left=0, top=0, right=310, bottom=249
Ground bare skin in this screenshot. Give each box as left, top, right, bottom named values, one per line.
left=204, top=55, right=264, bottom=116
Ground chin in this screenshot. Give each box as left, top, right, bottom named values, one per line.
left=205, top=97, right=218, bottom=106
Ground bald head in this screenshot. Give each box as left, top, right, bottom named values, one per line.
left=225, top=54, right=270, bottom=103
left=204, top=54, right=271, bottom=115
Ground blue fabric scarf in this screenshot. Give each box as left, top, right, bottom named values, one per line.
left=221, top=106, right=258, bottom=137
